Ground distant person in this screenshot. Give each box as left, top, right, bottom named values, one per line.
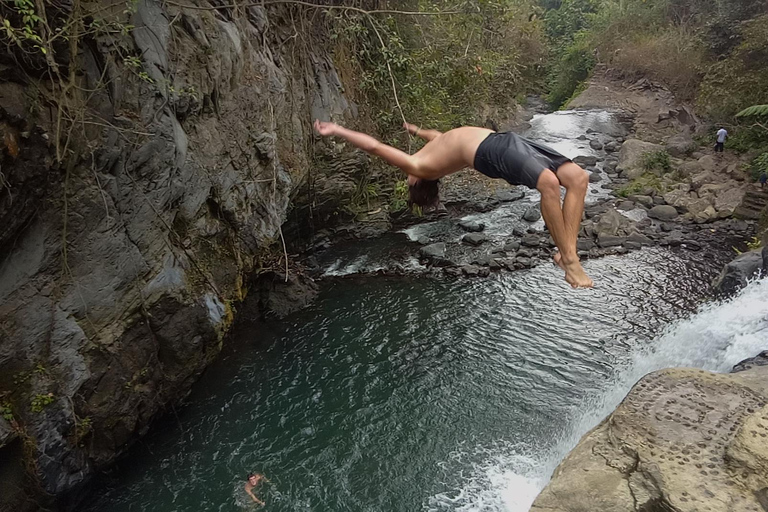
left=760, top=171, right=767, bottom=188
left=314, top=119, right=593, bottom=288
left=715, top=127, right=728, bottom=153
left=244, top=473, right=269, bottom=506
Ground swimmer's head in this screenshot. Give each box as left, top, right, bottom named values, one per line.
left=247, top=473, right=259, bottom=485
left=408, top=178, right=440, bottom=208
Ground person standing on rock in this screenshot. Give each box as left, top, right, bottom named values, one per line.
left=314, top=119, right=593, bottom=288
left=715, top=127, right=728, bottom=153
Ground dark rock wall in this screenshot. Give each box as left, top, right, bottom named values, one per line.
left=0, top=0, right=370, bottom=507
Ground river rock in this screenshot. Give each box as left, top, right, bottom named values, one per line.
left=733, top=351, right=768, bottom=373
left=573, top=155, right=598, bottom=167
left=604, top=141, right=621, bottom=153
left=497, top=189, right=525, bottom=202
left=419, top=243, right=454, bottom=268
left=589, top=139, right=604, bottom=150
left=462, top=233, right=487, bottom=246
left=597, top=234, right=626, bottom=248
left=522, top=206, right=542, bottom=222
left=648, top=205, right=678, bottom=221
left=588, top=172, right=602, bottom=183
left=616, top=139, right=664, bottom=179
left=627, top=231, right=652, bottom=246
left=521, top=234, right=541, bottom=247
left=628, top=195, right=653, bottom=208
left=594, top=208, right=635, bottom=238
left=577, top=239, right=596, bottom=251
left=461, top=264, right=485, bottom=277
left=713, top=185, right=747, bottom=217
left=530, top=366, right=768, bottom=512
left=458, top=219, right=485, bottom=232
left=503, top=241, right=521, bottom=252
left=712, top=249, right=764, bottom=296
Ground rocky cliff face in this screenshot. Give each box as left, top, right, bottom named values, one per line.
left=0, top=1, right=369, bottom=507
left=531, top=365, right=768, bottom=512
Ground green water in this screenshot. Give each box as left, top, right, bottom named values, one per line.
left=83, top=248, right=728, bottom=512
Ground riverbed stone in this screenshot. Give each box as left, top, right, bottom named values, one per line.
left=628, top=195, right=653, bottom=208
left=521, top=234, right=541, bottom=247
left=616, top=139, right=665, bottom=179
left=733, top=351, right=768, bottom=373
left=573, top=155, right=598, bottom=167
left=588, top=172, right=602, bottom=183
left=530, top=366, right=768, bottom=512
left=604, top=141, right=621, bottom=153
left=648, top=205, right=679, bottom=221
left=598, top=235, right=627, bottom=248
left=458, top=219, right=485, bottom=232
left=462, top=233, right=487, bottom=246
left=589, top=139, right=604, bottom=150
left=712, top=249, right=764, bottom=296
left=627, top=231, right=652, bottom=246
left=522, top=206, right=542, bottom=222
left=503, top=241, right=521, bottom=252
left=497, top=189, right=525, bottom=202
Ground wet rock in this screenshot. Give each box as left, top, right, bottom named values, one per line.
left=623, top=241, right=642, bottom=250
left=712, top=249, right=764, bottom=297
left=573, top=155, right=598, bottom=167
left=682, top=239, right=702, bottom=251
left=577, top=239, right=596, bottom=251
left=589, top=139, right=604, bottom=150
left=497, top=189, right=525, bottom=202
left=616, top=139, right=664, bottom=179
left=588, top=172, right=602, bottom=183
left=461, top=265, right=490, bottom=277
left=616, top=200, right=635, bottom=211
left=653, top=195, right=666, bottom=205
left=530, top=366, right=768, bottom=512
left=415, top=236, right=431, bottom=246
left=598, top=235, right=626, bottom=248
left=627, top=231, right=652, bottom=246
left=577, top=134, right=587, bottom=140
left=628, top=195, right=653, bottom=208
left=503, top=241, right=521, bottom=252
left=512, top=227, right=526, bottom=237
left=603, top=141, right=621, bottom=153
left=522, top=206, right=541, bottom=222
left=732, top=351, right=768, bottom=373
left=489, top=259, right=503, bottom=271
left=419, top=243, right=453, bottom=267
left=458, top=219, right=485, bottom=232
left=521, top=235, right=541, bottom=247
left=515, top=257, right=532, bottom=268
left=462, top=233, right=487, bottom=246
left=648, top=205, right=679, bottom=221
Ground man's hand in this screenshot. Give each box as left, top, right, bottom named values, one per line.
left=314, top=120, right=337, bottom=136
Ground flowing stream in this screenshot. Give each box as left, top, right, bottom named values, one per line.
left=82, top=111, right=768, bottom=512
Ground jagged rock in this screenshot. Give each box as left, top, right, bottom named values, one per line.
left=458, top=219, right=485, bottom=232
left=531, top=366, right=768, bottom=512
left=616, top=139, right=664, bottom=179
left=648, top=205, right=679, bottom=221
left=419, top=242, right=446, bottom=260
left=497, top=189, right=525, bottom=202
left=589, top=139, right=604, bottom=150
left=597, top=235, right=626, bottom=248
left=713, top=185, right=747, bottom=217
left=627, top=231, right=652, bottom=246
left=461, top=265, right=489, bottom=277
left=522, top=205, right=542, bottom=222
left=462, top=233, right=487, bottom=246
left=712, top=249, right=764, bottom=296
left=594, top=208, right=635, bottom=238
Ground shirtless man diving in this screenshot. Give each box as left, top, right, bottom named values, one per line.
left=314, top=120, right=593, bottom=288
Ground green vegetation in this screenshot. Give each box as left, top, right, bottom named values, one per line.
left=615, top=173, right=666, bottom=198
left=390, top=180, right=409, bottom=213
left=751, top=153, right=768, bottom=182
left=1, top=401, right=13, bottom=422
left=30, top=393, right=54, bottom=413
left=641, top=150, right=672, bottom=174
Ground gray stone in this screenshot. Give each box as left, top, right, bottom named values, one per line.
left=522, top=206, right=541, bottom=222
left=577, top=239, right=596, bottom=251
left=713, top=249, right=764, bottom=296
left=462, top=233, right=487, bottom=246
left=616, top=139, right=664, bottom=179
left=732, top=351, right=768, bottom=373
left=458, top=219, right=485, bottom=232
left=573, top=155, right=598, bottom=167
left=682, top=239, right=702, bottom=251
left=588, top=172, right=602, bottom=183
left=665, top=132, right=694, bottom=158
left=627, top=231, right=652, bottom=246
left=648, top=205, right=678, bottom=221
left=623, top=241, right=642, bottom=250
left=521, top=235, right=541, bottom=247
left=497, top=189, right=525, bottom=202
left=603, top=141, right=621, bottom=152
left=628, top=195, right=653, bottom=208
left=616, top=200, right=635, bottom=211
left=653, top=195, right=666, bottom=205
left=512, top=227, right=526, bottom=237
left=598, top=235, right=627, bottom=248
left=419, top=242, right=446, bottom=260
left=589, top=139, right=604, bottom=150
left=503, top=241, right=521, bottom=252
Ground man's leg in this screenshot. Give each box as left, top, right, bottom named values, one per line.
left=404, top=122, right=442, bottom=142
left=537, top=169, right=593, bottom=288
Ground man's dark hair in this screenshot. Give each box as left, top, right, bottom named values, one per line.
left=408, top=179, right=440, bottom=208
left=247, top=473, right=255, bottom=479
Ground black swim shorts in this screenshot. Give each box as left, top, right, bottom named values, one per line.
left=473, top=132, right=572, bottom=189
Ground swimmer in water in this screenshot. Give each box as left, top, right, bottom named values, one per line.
left=244, top=473, right=269, bottom=506
left=314, top=120, right=593, bottom=288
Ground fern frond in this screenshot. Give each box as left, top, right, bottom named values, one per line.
left=736, top=104, right=768, bottom=117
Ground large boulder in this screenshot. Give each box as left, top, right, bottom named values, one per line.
left=531, top=366, right=768, bottom=512
left=665, top=132, right=694, bottom=158
left=616, top=139, right=664, bottom=180
left=712, top=249, right=764, bottom=296
left=713, top=184, right=747, bottom=217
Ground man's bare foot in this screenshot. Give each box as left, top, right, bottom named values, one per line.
left=557, top=253, right=594, bottom=288
left=314, top=119, right=337, bottom=136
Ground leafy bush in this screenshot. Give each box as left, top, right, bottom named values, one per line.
left=641, top=151, right=672, bottom=173
left=615, top=173, right=666, bottom=197
left=751, top=153, right=768, bottom=182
